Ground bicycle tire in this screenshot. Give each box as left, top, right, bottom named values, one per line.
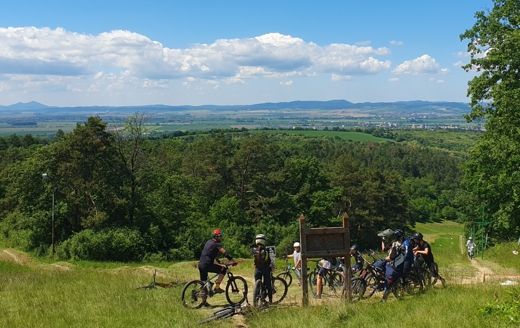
left=271, top=276, right=288, bottom=304
left=198, top=306, right=235, bottom=324
left=253, top=279, right=263, bottom=308
left=328, top=272, right=344, bottom=296
left=181, top=280, right=206, bottom=309
left=351, top=277, right=367, bottom=301
left=276, top=271, right=292, bottom=287
left=225, top=276, right=248, bottom=305
left=308, top=271, right=318, bottom=296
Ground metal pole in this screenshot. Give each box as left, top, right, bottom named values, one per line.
left=299, top=215, right=308, bottom=306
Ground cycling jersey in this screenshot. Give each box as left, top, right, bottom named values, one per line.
left=199, top=239, right=223, bottom=267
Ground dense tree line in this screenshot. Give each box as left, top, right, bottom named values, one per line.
left=460, top=0, right=520, bottom=241
left=0, top=116, right=465, bottom=261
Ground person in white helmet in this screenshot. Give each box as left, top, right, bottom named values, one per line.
left=466, top=236, right=475, bottom=259
left=252, top=234, right=273, bottom=303
left=287, top=242, right=302, bottom=283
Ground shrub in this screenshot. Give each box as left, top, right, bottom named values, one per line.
left=57, top=228, right=145, bottom=261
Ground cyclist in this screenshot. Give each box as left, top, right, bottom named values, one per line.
left=412, top=232, right=446, bottom=286
left=252, top=234, right=274, bottom=304
left=316, top=257, right=332, bottom=299
left=399, top=230, right=416, bottom=281
left=381, top=229, right=405, bottom=301
left=466, top=236, right=476, bottom=259
left=350, top=244, right=364, bottom=273
left=287, top=242, right=302, bottom=283
left=198, top=228, right=234, bottom=295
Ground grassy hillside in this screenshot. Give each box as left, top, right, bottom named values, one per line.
left=0, top=221, right=517, bottom=328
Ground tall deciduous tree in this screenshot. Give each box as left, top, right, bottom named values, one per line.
left=461, top=0, right=520, bottom=239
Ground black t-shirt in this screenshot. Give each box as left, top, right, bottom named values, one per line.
left=199, top=239, right=223, bottom=267
left=417, top=241, right=434, bottom=264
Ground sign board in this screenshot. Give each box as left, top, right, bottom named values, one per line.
left=299, top=213, right=351, bottom=306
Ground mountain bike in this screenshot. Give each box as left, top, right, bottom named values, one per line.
left=253, top=271, right=288, bottom=307
left=181, top=262, right=248, bottom=309
left=308, top=260, right=344, bottom=297
left=276, top=258, right=301, bottom=287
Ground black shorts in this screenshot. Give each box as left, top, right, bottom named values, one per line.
left=198, top=263, right=226, bottom=281
left=318, top=267, right=329, bottom=277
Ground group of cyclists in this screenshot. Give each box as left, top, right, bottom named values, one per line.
left=194, top=227, right=446, bottom=306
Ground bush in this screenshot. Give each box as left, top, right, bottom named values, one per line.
left=57, top=228, right=145, bottom=261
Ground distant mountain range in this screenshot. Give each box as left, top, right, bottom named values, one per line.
left=0, top=99, right=470, bottom=114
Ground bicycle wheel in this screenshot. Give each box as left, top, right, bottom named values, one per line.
left=271, top=277, right=288, bottom=304
left=198, top=306, right=236, bottom=324
left=225, top=276, right=248, bottom=305
left=327, top=272, right=344, bottom=296
left=276, top=271, right=292, bottom=287
left=181, top=280, right=206, bottom=309
left=253, top=279, right=263, bottom=308
left=308, top=271, right=318, bottom=296
left=351, top=277, right=367, bottom=301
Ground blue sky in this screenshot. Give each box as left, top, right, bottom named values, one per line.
left=0, top=0, right=493, bottom=106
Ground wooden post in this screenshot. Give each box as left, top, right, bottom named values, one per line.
left=342, top=213, right=351, bottom=302
left=299, top=214, right=309, bottom=306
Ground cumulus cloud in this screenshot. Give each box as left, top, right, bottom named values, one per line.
left=280, top=80, right=293, bottom=86
left=393, top=54, right=446, bottom=75
left=0, top=27, right=391, bottom=81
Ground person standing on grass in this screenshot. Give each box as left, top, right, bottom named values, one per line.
left=412, top=232, right=446, bottom=287
left=252, top=234, right=274, bottom=304
left=198, top=228, right=234, bottom=295
left=466, top=236, right=476, bottom=259
left=287, top=242, right=302, bottom=283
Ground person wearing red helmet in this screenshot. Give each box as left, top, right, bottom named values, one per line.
left=198, top=228, right=233, bottom=294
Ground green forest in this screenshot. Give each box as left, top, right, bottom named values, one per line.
left=0, top=0, right=519, bottom=264
left=0, top=119, right=471, bottom=261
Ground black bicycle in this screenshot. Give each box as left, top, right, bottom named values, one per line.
left=276, top=258, right=300, bottom=287
left=308, top=260, right=344, bottom=297
left=181, top=262, right=248, bottom=309
left=253, top=272, right=288, bottom=307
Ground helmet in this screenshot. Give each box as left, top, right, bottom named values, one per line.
left=393, top=229, right=404, bottom=240
left=412, top=232, right=423, bottom=240
left=377, top=229, right=394, bottom=239
left=468, top=236, right=473, bottom=240
left=255, top=234, right=266, bottom=246
left=212, top=228, right=222, bottom=239
left=293, top=242, right=301, bottom=248
left=350, top=244, right=358, bottom=252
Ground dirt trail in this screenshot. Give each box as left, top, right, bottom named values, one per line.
left=0, top=248, right=32, bottom=265
left=457, top=235, right=519, bottom=285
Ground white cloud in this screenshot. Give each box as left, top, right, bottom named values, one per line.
left=280, top=80, right=293, bottom=86
left=331, top=74, right=351, bottom=81
left=0, top=27, right=392, bottom=82
left=388, top=77, right=399, bottom=82
left=389, top=40, right=404, bottom=46
left=393, top=54, right=446, bottom=75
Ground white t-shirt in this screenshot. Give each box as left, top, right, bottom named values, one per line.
left=319, top=258, right=331, bottom=269
left=292, top=250, right=301, bottom=267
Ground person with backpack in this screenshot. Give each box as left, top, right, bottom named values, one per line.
left=252, top=234, right=274, bottom=304
left=379, top=229, right=405, bottom=301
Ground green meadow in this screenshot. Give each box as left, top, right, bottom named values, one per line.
left=0, top=221, right=518, bottom=328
